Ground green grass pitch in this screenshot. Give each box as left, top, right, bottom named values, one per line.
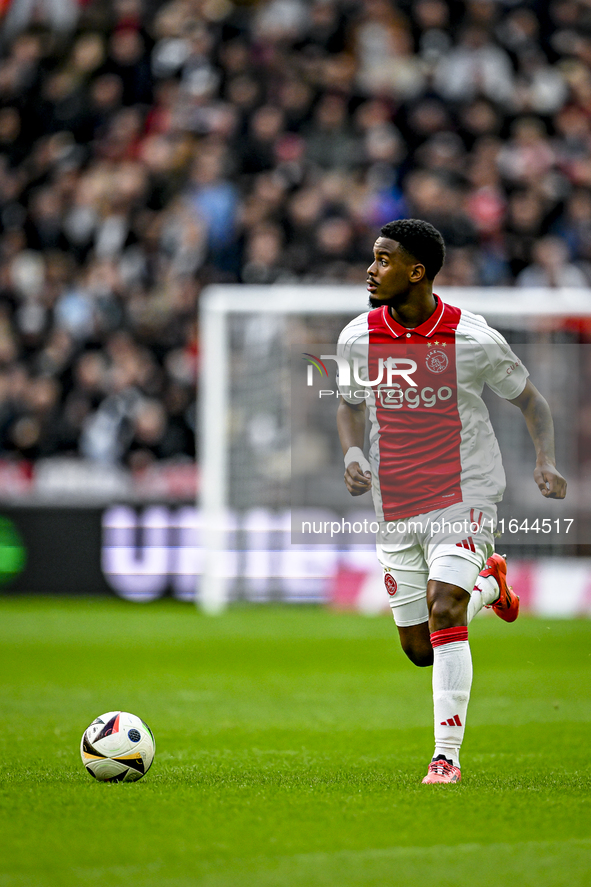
left=0, top=597, right=590, bottom=887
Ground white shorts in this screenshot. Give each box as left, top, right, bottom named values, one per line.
left=376, top=501, right=496, bottom=627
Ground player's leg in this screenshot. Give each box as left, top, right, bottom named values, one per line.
left=466, top=576, right=490, bottom=623
left=427, top=577, right=470, bottom=630
left=376, top=535, right=432, bottom=666
left=396, top=621, right=432, bottom=667
left=427, top=573, right=472, bottom=775
left=418, top=503, right=516, bottom=783
left=386, top=576, right=433, bottom=665
left=421, top=555, right=484, bottom=784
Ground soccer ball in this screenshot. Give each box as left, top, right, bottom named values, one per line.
left=80, top=711, right=155, bottom=782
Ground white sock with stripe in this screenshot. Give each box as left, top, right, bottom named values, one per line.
left=467, top=574, right=499, bottom=623
left=430, top=627, right=472, bottom=768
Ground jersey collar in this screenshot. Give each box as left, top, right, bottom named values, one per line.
left=380, top=296, right=445, bottom=339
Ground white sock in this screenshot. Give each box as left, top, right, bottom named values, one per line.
left=430, top=627, right=472, bottom=768
left=467, top=574, right=499, bottom=623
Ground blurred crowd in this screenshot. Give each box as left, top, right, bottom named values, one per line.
left=1, top=0, right=591, bottom=470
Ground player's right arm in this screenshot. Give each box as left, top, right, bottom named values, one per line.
left=336, top=313, right=372, bottom=496
left=337, top=397, right=372, bottom=496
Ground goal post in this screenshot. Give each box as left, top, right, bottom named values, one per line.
left=198, top=285, right=368, bottom=613
left=198, top=285, right=591, bottom=613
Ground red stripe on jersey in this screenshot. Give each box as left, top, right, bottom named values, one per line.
left=368, top=300, right=463, bottom=520
left=470, top=509, right=483, bottom=529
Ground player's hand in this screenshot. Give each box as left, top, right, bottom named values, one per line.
left=534, top=461, right=567, bottom=498
left=344, top=462, right=372, bottom=496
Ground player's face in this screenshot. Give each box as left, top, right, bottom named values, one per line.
left=367, top=238, right=418, bottom=304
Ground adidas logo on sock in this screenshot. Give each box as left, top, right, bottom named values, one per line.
left=440, top=715, right=462, bottom=726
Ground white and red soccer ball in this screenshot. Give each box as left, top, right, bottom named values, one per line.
left=80, top=711, right=155, bottom=782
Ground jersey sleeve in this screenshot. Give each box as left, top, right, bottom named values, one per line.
left=336, top=314, right=368, bottom=404
left=481, top=331, right=529, bottom=400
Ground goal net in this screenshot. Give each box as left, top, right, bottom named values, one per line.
left=199, top=285, right=590, bottom=613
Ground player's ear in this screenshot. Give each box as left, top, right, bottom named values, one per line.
left=409, top=263, right=426, bottom=283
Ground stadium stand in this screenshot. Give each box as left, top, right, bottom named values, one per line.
left=0, top=0, right=591, bottom=487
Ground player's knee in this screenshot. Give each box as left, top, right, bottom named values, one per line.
left=428, top=584, right=468, bottom=628
left=429, top=595, right=458, bottom=622
left=401, top=640, right=433, bottom=668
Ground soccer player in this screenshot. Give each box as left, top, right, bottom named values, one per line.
left=336, top=219, right=567, bottom=784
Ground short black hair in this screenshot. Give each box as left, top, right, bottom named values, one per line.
left=379, top=219, right=446, bottom=280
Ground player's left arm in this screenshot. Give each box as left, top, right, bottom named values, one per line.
left=509, top=379, right=567, bottom=499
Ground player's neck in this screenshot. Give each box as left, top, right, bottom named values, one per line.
left=388, top=289, right=437, bottom=329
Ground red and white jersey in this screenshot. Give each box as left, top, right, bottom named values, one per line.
left=337, top=298, right=529, bottom=521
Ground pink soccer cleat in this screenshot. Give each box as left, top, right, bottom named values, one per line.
left=422, top=756, right=461, bottom=784
left=480, top=553, right=520, bottom=623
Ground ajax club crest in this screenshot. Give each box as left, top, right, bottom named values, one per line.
left=425, top=348, right=448, bottom=374
left=384, top=574, right=397, bottom=596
